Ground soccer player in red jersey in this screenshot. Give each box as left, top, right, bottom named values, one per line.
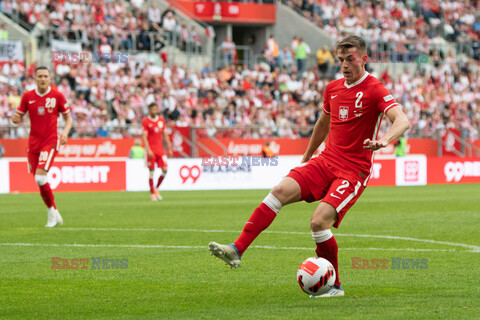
left=141, top=103, right=173, bottom=201
left=11, top=66, right=73, bottom=227
left=209, top=35, right=410, bottom=297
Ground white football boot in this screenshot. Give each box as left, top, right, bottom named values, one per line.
left=310, top=285, right=344, bottom=298
left=208, top=242, right=241, bottom=269
left=45, top=208, right=62, bottom=227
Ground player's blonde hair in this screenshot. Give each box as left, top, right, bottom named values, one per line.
left=336, top=35, right=366, bottom=54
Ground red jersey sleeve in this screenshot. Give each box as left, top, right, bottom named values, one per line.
left=18, top=92, right=28, bottom=114
left=322, top=84, right=331, bottom=115
left=372, top=83, right=399, bottom=114
left=57, top=91, right=70, bottom=114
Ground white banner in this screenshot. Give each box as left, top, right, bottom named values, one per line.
left=0, top=40, right=24, bottom=61
left=126, top=156, right=303, bottom=191
left=51, top=39, right=82, bottom=54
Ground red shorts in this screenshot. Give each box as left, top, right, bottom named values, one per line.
left=147, top=153, right=168, bottom=170
left=287, top=156, right=365, bottom=228
left=28, top=141, right=60, bottom=174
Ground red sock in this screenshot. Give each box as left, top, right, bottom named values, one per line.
left=233, top=203, right=277, bottom=255
left=156, top=175, right=165, bottom=188
left=149, top=178, right=154, bottom=193
left=315, top=236, right=340, bottom=287
left=39, top=183, right=56, bottom=209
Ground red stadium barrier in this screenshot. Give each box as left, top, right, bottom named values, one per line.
left=196, top=138, right=440, bottom=157
left=172, top=0, right=276, bottom=24
left=0, top=127, right=190, bottom=158
left=0, top=138, right=136, bottom=158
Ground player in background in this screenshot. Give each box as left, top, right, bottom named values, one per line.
left=142, top=103, right=173, bottom=201
left=11, top=66, right=73, bottom=227
left=208, top=35, right=410, bottom=297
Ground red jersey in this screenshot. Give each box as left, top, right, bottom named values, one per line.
left=18, top=87, right=69, bottom=153
left=142, top=115, right=166, bottom=155
left=321, top=72, right=398, bottom=182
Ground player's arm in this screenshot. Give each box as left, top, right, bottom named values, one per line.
left=11, top=111, right=24, bottom=124
left=59, top=112, right=73, bottom=145
left=142, top=130, right=153, bottom=158
left=363, top=106, right=410, bottom=151
left=302, top=111, right=330, bottom=163
left=12, top=93, right=27, bottom=124
left=163, top=130, right=173, bottom=157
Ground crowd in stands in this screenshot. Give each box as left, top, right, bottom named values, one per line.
left=1, top=45, right=479, bottom=141
left=286, top=0, right=480, bottom=60
left=0, top=0, right=203, bottom=53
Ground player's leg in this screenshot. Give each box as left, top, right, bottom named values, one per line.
left=146, top=155, right=157, bottom=201
left=33, top=148, right=63, bottom=227
left=310, top=202, right=343, bottom=296
left=155, top=155, right=168, bottom=200
left=311, top=178, right=364, bottom=297
left=209, top=177, right=302, bottom=268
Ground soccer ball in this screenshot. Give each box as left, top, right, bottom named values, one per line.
left=297, top=257, right=336, bottom=296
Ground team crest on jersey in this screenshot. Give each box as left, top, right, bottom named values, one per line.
left=38, top=107, right=45, bottom=115
left=339, top=106, right=349, bottom=121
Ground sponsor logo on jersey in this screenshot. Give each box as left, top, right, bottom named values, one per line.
left=331, top=95, right=338, bottom=99
left=29, top=100, right=36, bottom=104
left=339, top=106, right=349, bottom=121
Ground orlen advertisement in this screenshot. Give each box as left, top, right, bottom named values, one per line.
left=8, top=160, right=126, bottom=192
left=428, top=157, right=480, bottom=184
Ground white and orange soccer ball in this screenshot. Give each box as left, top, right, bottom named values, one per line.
left=297, top=257, right=336, bottom=296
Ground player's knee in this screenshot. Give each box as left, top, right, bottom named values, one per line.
left=149, top=171, right=154, bottom=179
left=270, top=184, right=283, bottom=198
left=270, top=183, right=291, bottom=203
left=271, top=179, right=300, bottom=205
left=35, top=174, right=48, bottom=186
left=310, top=206, right=336, bottom=231
left=310, top=215, right=332, bottom=231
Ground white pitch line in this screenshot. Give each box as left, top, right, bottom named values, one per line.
left=0, top=242, right=470, bottom=252
left=0, top=243, right=204, bottom=249
left=16, top=227, right=480, bottom=252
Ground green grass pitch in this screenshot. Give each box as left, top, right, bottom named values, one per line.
left=0, top=184, right=479, bottom=319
